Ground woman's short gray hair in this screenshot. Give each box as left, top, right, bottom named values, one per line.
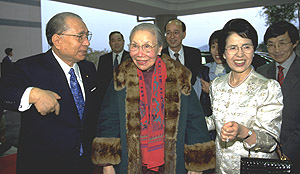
left=129, top=23, right=163, bottom=47
left=46, top=12, right=82, bottom=46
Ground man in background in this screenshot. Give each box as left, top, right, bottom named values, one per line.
left=257, top=21, right=300, bottom=173
left=96, top=31, right=129, bottom=107
left=0, top=12, right=98, bottom=174
left=0, top=47, right=14, bottom=155
left=161, top=19, right=204, bottom=85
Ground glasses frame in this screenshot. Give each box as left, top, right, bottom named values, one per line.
left=225, top=45, right=254, bottom=55
left=129, top=43, right=157, bottom=53
left=59, top=31, right=92, bottom=43
left=266, top=41, right=292, bottom=51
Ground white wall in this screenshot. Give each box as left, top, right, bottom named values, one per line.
left=0, top=0, right=42, bottom=62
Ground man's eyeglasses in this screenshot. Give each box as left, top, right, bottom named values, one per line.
left=166, top=31, right=181, bottom=37
left=266, top=41, right=292, bottom=51
left=225, top=45, right=254, bottom=55
left=59, top=31, right=92, bottom=43
left=129, top=43, right=157, bottom=53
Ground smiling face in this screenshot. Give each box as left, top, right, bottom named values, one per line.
left=210, top=40, right=222, bottom=64
left=109, top=33, right=124, bottom=54
left=224, top=32, right=254, bottom=75
left=52, top=17, right=90, bottom=67
left=267, top=32, right=298, bottom=64
left=165, top=20, right=186, bottom=52
left=130, top=30, right=162, bottom=71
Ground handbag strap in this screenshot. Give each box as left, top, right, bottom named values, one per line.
left=247, top=134, right=286, bottom=160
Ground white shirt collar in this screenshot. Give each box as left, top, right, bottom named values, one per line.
left=168, top=46, right=184, bottom=64
left=51, top=50, right=82, bottom=83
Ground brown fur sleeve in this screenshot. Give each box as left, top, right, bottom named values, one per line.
left=184, top=141, right=216, bottom=171
left=91, top=137, right=122, bottom=165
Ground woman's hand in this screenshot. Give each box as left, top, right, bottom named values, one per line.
left=221, top=121, right=256, bottom=145
left=200, top=78, right=210, bottom=94
left=103, top=165, right=115, bottom=174
left=221, top=121, right=240, bottom=142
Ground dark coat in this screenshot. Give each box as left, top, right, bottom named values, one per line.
left=1, top=56, right=13, bottom=77
left=161, top=45, right=202, bottom=85
left=0, top=50, right=99, bottom=174
left=257, top=55, right=300, bottom=173
left=92, top=54, right=215, bottom=174
left=96, top=51, right=129, bottom=106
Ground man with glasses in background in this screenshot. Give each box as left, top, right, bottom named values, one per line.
left=0, top=12, right=98, bottom=174
left=257, top=21, right=300, bottom=173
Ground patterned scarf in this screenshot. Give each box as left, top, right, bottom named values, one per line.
left=138, top=57, right=167, bottom=171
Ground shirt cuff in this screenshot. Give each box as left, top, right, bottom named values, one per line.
left=19, top=87, right=33, bottom=112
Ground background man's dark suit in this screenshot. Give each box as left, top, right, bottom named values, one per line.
left=96, top=51, right=129, bottom=105
left=161, top=45, right=201, bottom=85
left=1, top=56, right=13, bottom=77
left=257, top=56, right=300, bottom=173
left=0, top=50, right=98, bottom=174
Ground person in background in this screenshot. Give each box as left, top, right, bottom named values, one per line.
left=194, top=30, right=230, bottom=142
left=195, top=30, right=230, bottom=117
left=96, top=31, right=129, bottom=107
left=92, top=23, right=215, bottom=174
left=206, top=18, right=283, bottom=174
left=1, top=48, right=14, bottom=77
left=0, top=47, right=14, bottom=155
left=257, top=21, right=300, bottom=173
left=0, top=12, right=98, bottom=174
left=161, top=18, right=203, bottom=85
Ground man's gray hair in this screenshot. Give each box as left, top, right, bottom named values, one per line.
left=129, top=23, right=163, bottom=47
left=46, top=12, right=82, bottom=46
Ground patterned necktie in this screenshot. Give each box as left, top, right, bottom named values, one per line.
left=277, top=66, right=284, bottom=86
left=174, top=53, right=180, bottom=62
left=114, top=54, right=119, bottom=68
left=69, top=68, right=85, bottom=120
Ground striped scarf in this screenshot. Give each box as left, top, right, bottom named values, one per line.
left=138, top=57, right=167, bottom=171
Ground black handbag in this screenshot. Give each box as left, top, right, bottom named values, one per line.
left=240, top=136, right=293, bottom=174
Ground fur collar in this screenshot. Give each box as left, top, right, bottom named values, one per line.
left=113, top=54, right=192, bottom=173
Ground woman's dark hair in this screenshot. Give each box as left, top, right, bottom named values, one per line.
left=264, top=21, right=299, bottom=45
left=218, top=18, right=258, bottom=55
left=209, top=29, right=222, bottom=48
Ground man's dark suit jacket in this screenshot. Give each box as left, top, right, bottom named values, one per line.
left=1, top=56, right=13, bottom=77
left=96, top=51, right=129, bottom=106
left=161, top=45, right=202, bottom=85
left=257, top=55, right=300, bottom=173
left=0, top=50, right=99, bottom=174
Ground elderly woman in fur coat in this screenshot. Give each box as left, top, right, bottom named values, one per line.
left=92, top=23, right=216, bottom=174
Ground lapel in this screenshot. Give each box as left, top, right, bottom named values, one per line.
left=46, top=50, right=95, bottom=124
left=281, top=56, right=300, bottom=98
left=120, top=50, right=129, bottom=62
left=78, top=61, right=96, bottom=124
left=265, top=61, right=277, bottom=80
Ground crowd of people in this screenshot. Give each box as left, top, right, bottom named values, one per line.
left=0, top=11, right=299, bottom=174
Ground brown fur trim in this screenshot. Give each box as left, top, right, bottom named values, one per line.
left=91, top=137, right=121, bottom=165
left=113, top=54, right=193, bottom=173
left=184, top=141, right=216, bottom=171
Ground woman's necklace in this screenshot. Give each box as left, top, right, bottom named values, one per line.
left=228, top=68, right=253, bottom=88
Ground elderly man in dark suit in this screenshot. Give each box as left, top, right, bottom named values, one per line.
left=0, top=12, right=98, bottom=174
left=96, top=31, right=129, bottom=107
left=257, top=21, right=300, bottom=173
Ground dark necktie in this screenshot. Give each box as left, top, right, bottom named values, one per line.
left=114, top=54, right=119, bottom=68
left=174, top=53, right=180, bottom=62
left=69, top=68, right=85, bottom=120
left=277, top=66, right=284, bottom=86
